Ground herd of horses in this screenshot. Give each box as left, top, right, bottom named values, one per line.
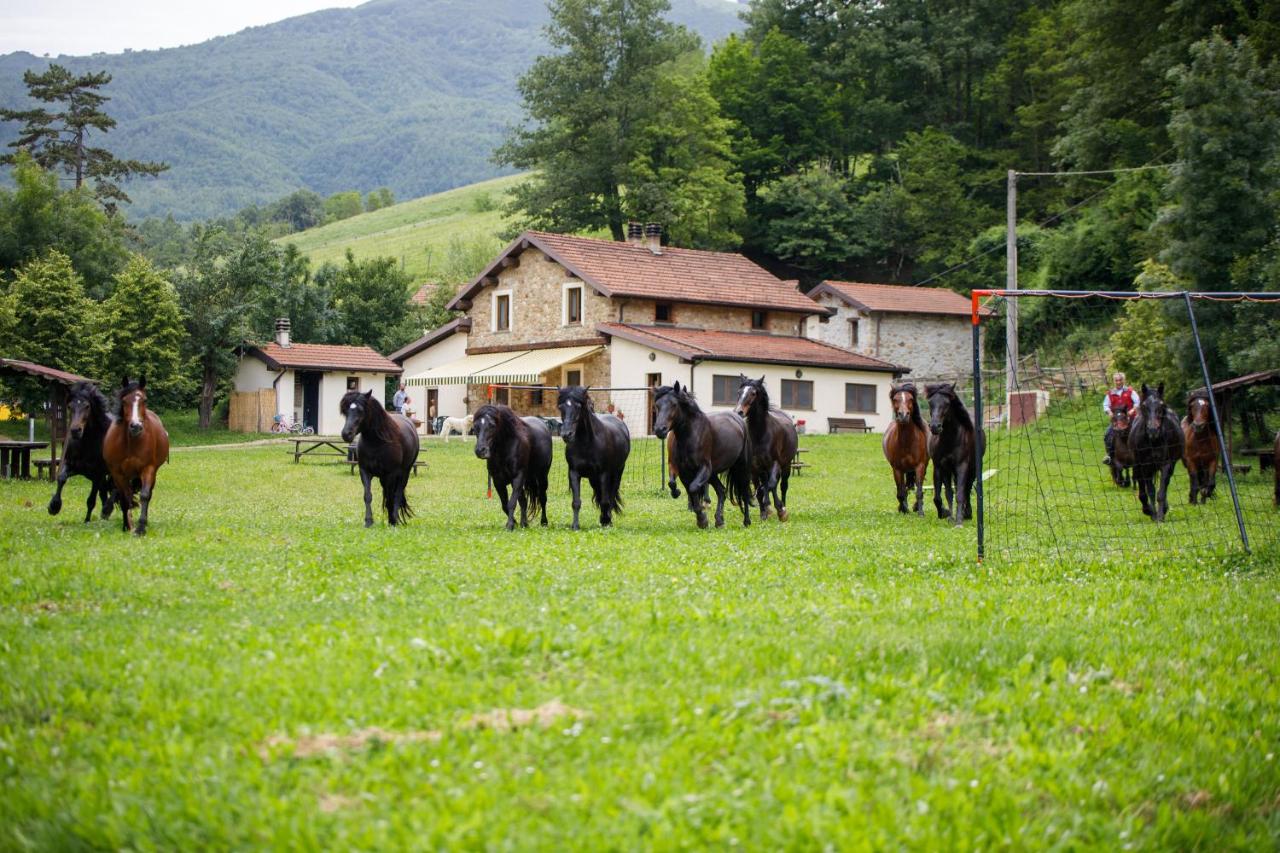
left=40, top=375, right=1279, bottom=535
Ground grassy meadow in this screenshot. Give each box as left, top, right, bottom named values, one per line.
left=2, top=430, right=1279, bottom=848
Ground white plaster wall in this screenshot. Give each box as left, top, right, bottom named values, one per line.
left=232, top=358, right=292, bottom=422
left=400, top=332, right=469, bottom=418
left=608, top=337, right=694, bottom=435
left=318, top=372, right=388, bottom=436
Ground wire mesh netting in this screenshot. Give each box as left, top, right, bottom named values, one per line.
left=974, top=291, right=1280, bottom=561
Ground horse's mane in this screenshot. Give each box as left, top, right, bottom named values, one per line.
left=341, top=390, right=399, bottom=443
left=115, top=380, right=146, bottom=419
left=557, top=385, right=595, bottom=412
left=474, top=403, right=528, bottom=439
left=738, top=376, right=774, bottom=428
left=892, top=382, right=927, bottom=431
left=1186, top=389, right=1211, bottom=407
left=72, top=382, right=114, bottom=431
left=925, top=383, right=973, bottom=431
left=655, top=384, right=700, bottom=415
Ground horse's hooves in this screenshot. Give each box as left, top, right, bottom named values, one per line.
left=364, top=520, right=374, bottom=528
left=668, top=484, right=680, bottom=499
left=714, top=517, right=725, bottom=529
left=48, top=501, right=61, bottom=516
left=133, top=526, right=147, bottom=537
left=778, top=509, right=789, bottom=522
left=696, top=515, right=708, bottom=529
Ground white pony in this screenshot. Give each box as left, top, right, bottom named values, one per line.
left=440, top=414, right=473, bottom=441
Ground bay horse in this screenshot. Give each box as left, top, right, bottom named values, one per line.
left=48, top=382, right=116, bottom=523
left=652, top=382, right=752, bottom=529
left=341, top=389, right=419, bottom=527
left=1109, top=409, right=1135, bottom=488
left=472, top=404, right=552, bottom=530
left=557, top=386, right=630, bottom=530
left=102, top=377, right=169, bottom=535
left=1129, top=383, right=1185, bottom=523
left=1181, top=391, right=1220, bottom=505
left=881, top=383, right=928, bottom=515
left=925, top=383, right=979, bottom=525
left=733, top=375, right=797, bottom=521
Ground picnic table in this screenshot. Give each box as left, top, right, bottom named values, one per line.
left=791, top=446, right=810, bottom=475
left=0, top=440, right=49, bottom=480
left=290, top=437, right=353, bottom=463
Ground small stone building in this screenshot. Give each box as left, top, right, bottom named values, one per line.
left=804, top=281, right=988, bottom=381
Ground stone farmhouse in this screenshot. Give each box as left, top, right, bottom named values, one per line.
left=803, top=280, right=989, bottom=381
left=399, top=227, right=907, bottom=434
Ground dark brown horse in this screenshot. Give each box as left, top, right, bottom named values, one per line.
left=1130, top=383, right=1185, bottom=523
left=48, top=382, right=116, bottom=523
left=653, top=382, right=752, bottom=529
left=733, top=375, right=797, bottom=521
left=1181, top=391, right=1220, bottom=505
left=103, top=377, right=169, bottom=535
left=341, top=389, right=419, bottom=527
left=472, top=404, right=552, bottom=530
left=557, top=385, right=630, bottom=530
left=1109, top=409, right=1134, bottom=488
left=881, top=383, right=928, bottom=515
left=925, top=383, right=979, bottom=525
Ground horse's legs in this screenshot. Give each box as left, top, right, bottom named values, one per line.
left=932, top=464, right=946, bottom=519
left=1156, top=461, right=1174, bottom=522
left=114, top=475, right=133, bottom=533
left=708, top=474, right=728, bottom=528
left=893, top=468, right=908, bottom=513
left=1206, top=460, right=1217, bottom=500
left=84, top=478, right=100, bottom=524
left=687, top=463, right=711, bottom=528
left=776, top=465, right=790, bottom=522
left=134, top=467, right=156, bottom=536
left=495, top=481, right=512, bottom=529
left=913, top=462, right=926, bottom=515
left=1136, top=472, right=1152, bottom=517
left=597, top=473, right=612, bottom=527
left=99, top=477, right=115, bottom=519
left=1186, top=463, right=1199, bottom=505
left=569, top=468, right=582, bottom=531
left=383, top=474, right=400, bottom=525
left=512, top=473, right=528, bottom=529
left=667, top=434, right=680, bottom=499
left=960, top=464, right=974, bottom=522
left=755, top=472, right=771, bottom=521
left=360, top=468, right=375, bottom=527
left=48, top=462, right=69, bottom=517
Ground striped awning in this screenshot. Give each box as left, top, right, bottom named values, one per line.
left=404, top=344, right=603, bottom=387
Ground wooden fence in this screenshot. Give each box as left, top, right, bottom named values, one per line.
left=229, top=390, right=276, bottom=433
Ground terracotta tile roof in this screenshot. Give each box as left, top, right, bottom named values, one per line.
left=0, top=358, right=93, bottom=386
left=387, top=318, right=471, bottom=363
left=599, top=323, right=906, bottom=374
left=811, top=280, right=992, bottom=317
left=410, top=283, right=442, bottom=305
left=245, top=343, right=402, bottom=374
left=450, top=230, right=820, bottom=315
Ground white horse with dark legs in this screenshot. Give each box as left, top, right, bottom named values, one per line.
left=441, top=414, right=473, bottom=441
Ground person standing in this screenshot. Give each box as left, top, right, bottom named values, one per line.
left=1103, top=371, right=1140, bottom=465
left=392, top=382, right=407, bottom=414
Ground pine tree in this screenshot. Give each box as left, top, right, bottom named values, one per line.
left=97, top=256, right=187, bottom=406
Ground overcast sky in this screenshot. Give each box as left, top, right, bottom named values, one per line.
left=0, top=0, right=365, bottom=57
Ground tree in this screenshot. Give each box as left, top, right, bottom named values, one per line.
left=266, top=189, right=326, bottom=232
left=365, top=187, right=395, bottom=211
left=496, top=0, right=700, bottom=241
left=97, top=256, right=187, bottom=407
left=324, top=190, right=364, bottom=223
left=320, top=250, right=414, bottom=354
left=1109, top=260, right=1188, bottom=399
left=176, top=230, right=276, bottom=428
left=0, top=64, right=168, bottom=212
left=251, top=243, right=334, bottom=344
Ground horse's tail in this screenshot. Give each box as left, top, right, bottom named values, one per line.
left=728, top=423, right=754, bottom=508
left=523, top=469, right=547, bottom=518
left=384, top=475, right=414, bottom=520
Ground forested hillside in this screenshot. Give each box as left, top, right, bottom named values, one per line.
left=0, top=0, right=741, bottom=221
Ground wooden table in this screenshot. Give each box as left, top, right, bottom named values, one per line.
left=0, top=440, right=49, bottom=480
left=290, top=437, right=353, bottom=463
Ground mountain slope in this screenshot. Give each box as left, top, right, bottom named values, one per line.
left=0, top=0, right=743, bottom=221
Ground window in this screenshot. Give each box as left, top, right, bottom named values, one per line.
left=562, top=364, right=583, bottom=387
left=845, top=383, right=877, bottom=413
left=346, top=376, right=359, bottom=390
left=819, top=314, right=830, bottom=324
left=564, top=284, right=583, bottom=325
left=531, top=388, right=544, bottom=406
left=849, top=319, right=860, bottom=347
left=495, top=387, right=509, bottom=406
left=655, top=302, right=673, bottom=324
left=493, top=291, right=511, bottom=332
left=752, top=310, right=768, bottom=330
left=712, top=374, right=738, bottom=406
left=780, top=379, right=813, bottom=410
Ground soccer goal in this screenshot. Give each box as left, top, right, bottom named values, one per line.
left=970, top=289, right=1280, bottom=562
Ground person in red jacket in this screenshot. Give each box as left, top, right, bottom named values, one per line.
left=1103, top=371, right=1140, bottom=466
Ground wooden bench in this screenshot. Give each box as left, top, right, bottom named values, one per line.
left=348, top=445, right=425, bottom=477
left=33, top=458, right=58, bottom=481
left=828, top=417, right=871, bottom=434
left=791, top=447, right=810, bottom=475
left=1240, top=448, right=1275, bottom=471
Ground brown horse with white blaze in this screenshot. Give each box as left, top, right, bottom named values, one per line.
left=1181, top=391, right=1220, bottom=505
left=103, top=377, right=169, bottom=535
left=882, top=383, right=929, bottom=515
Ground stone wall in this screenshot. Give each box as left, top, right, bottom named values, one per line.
left=465, top=349, right=612, bottom=416
left=804, top=293, right=974, bottom=379
left=620, top=298, right=809, bottom=336
left=469, top=248, right=612, bottom=350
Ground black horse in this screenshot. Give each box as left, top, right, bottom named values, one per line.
left=1109, top=409, right=1135, bottom=488
left=652, top=382, right=752, bottom=529
left=1129, top=383, right=1185, bottom=523
left=557, top=386, right=630, bottom=530
left=733, top=375, right=797, bottom=521
left=340, top=389, right=419, bottom=527
left=48, top=382, right=116, bottom=523
left=925, top=383, right=980, bottom=525
left=472, top=404, right=552, bottom=530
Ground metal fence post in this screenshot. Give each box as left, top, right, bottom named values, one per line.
left=972, top=293, right=985, bottom=562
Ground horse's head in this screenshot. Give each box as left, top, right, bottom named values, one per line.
left=925, top=383, right=954, bottom=436
left=1187, top=392, right=1212, bottom=435
left=1111, top=408, right=1131, bottom=433
left=651, top=382, right=686, bottom=439
left=557, top=385, right=592, bottom=439
left=890, top=383, right=918, bottom=425
left=1139, top=383, right=1168, bottom=435
left=68, top=382, right=101, bottom=440
left=340, top=389, right=374, bottom=443
left=733, top=375, right=766, bottom=419
left=119, top=376, right=148, bottom=438
left=472, top=405, right=500, bottom=460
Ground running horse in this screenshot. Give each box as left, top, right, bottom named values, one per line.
left=733, top=376, right=797, bottom=521
left=925, top=383, right=979, bottom=525
left=102, top=377, right=169, bottom=535
left=652, top=382, right=752, bottom=529
left=341, top=389, right=419, bottom=527
left=1108, top=408, right=1135, bottom=488
left=881, top=383, right=929, bottom=515
left=472, top=404, right=552, bottom=530
left=557, top=386, right=630, bottom=530
left=48, top=381, right=116, bottom=523
left=1181, top=390, right=1220, bottom=505
left=1129, top=383, right=1185, bottom=523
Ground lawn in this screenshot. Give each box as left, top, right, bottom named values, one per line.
left=1, top=431, right=1278, bottom=848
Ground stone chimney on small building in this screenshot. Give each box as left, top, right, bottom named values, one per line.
left=644, top=222, right=663, bottom=255
left=626, top=221, right=644, bottom=246
left=275, top=317, right=291, bottom=348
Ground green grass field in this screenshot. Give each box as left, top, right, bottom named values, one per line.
left=280, top=174, right=528, bottom=282
left=2, top=431, right=1278, bottom=848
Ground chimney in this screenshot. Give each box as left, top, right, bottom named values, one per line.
left=644, top=222, right=663, bottom=255
left=275, top=317, right=291, bottom=348
left=626, top=221, right=644, bottom=246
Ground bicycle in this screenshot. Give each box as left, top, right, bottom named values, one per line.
left=271, top=414, right=314, bottom=435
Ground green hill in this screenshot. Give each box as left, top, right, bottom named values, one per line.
left=0, top=0, right=743, bottom=222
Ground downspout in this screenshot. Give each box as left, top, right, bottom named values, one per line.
left=271, top=369, right=287, bottom=431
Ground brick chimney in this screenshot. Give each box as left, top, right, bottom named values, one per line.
left=644, top=222, right=662, bottom=255
left=275, top=317, right=291, bottom=348
left=626, top=221, right=644, bottom=246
